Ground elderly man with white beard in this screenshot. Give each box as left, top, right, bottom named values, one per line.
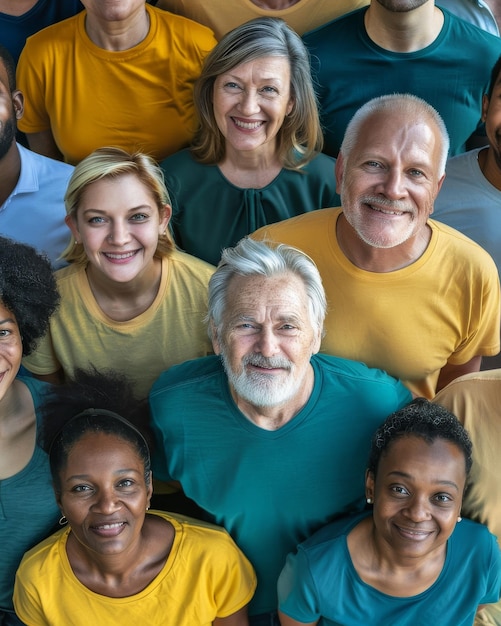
left=149, top=237, right=412, bottom=626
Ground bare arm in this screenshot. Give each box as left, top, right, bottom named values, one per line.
left=26, top=129, right=64, bottom=161
left=436, top=355, right=482, bottom=393
left=278, top=611, right=318, bottom=626
left=213, top=606, right=250, bottom=626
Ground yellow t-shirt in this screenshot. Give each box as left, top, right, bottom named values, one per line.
left=22, top=251, right=214, bottom=399
left=16, top=5, right=216, bottom=164
left=156, top=0, right=369, bottom=38
left=434, top=371, right=501, bottom=626
left=252, top=208, right=500, bottom=398
left=14, top=511, right=256, bottom=625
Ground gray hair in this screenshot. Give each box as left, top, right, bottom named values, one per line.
left=340, top=94, right=450, bottom=176
left=207, top=238, right=327, bottom=339
left=192, top=16, right=323, bottom=169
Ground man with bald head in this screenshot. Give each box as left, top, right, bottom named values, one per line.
left=253, top=94, right=500, bottom=398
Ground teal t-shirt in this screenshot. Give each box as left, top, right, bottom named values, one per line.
left=0, top=376, right=59, bottom=612
left=278, top=514, right=501, bottom=625
left=161, top=149, right=339, bottom=265
left=150, top=353, right=412, bottom=615
left=303, top=7, right=501, bottom=157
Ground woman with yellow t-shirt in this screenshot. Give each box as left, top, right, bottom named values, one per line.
left=22, top=147, right=214, bottom=401
left=14, top=372, right=256, bottom=625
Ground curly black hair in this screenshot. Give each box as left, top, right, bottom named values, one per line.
left=0, top=237, right=60, bottom=356
left=0, top=43, right=16, bottom=92
left=40, top=367, right=153, bottom=492
left=367, top=398, right=473, bottom=477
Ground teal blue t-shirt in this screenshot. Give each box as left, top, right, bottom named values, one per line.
left=278, top=513, right=501, bottom=625
left=150, top=353, right=412, bottom=615
left=0, top=376, right=59, bottom=612
left=161, top=149, right=340, bottom=266
left=303, top=7, right=501, bottom=157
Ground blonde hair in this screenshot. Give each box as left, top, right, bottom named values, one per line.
left=62, top=147, right=175, bottom=264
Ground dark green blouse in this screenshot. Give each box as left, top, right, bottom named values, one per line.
left=161, top=149, right=340, bottom=265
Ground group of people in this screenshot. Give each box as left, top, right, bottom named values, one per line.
left=0, top=0, right=501, bottom=625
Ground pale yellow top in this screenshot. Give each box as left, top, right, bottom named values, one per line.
left=156, top=0, right=369, bottom=38
left=433, top=370, right=501, bottom=626
left=23, top=252, right=214, bottom=399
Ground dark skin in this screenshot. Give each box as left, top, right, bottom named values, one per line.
left=0, top=59, right=23, bottom=207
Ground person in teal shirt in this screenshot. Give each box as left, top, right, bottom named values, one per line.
left=149, top=238, right=412, bottom=625
left=303, top=1, right=501, bottom=157
left=161, top=17, right=338, bottom=266
left=278, top=399, right=501, bottom=626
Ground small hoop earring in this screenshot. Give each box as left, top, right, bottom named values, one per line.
left=59, top=515, right=68, bottom=526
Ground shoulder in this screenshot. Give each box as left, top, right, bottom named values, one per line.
left=54, top=263, right=85, bottom=284
left=22, top=12, right=80, bottom=49
left=161, top=148, right=197, bottom=170
left=301, top=512, right=367, bottom=554
left=167, top=249, right=215, bottom=279
left=17, top=528, right=65, bottom=576
left=252, top=207, right=339, bottom=241
left=429, top=219, right=499, bottom=268
left=443, top=7, right=501, bottom=49
left=312, top=354, right=409, bottom=394
left=150, top=355, right=222, bottom=397
left=150, top=5, right=215, bottom=45
left=18, top=143, right=74, bottom=177
left=303, top=7, right=364, bottom=42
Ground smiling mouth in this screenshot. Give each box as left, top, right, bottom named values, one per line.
left=232, top=117, right=264, bottom=130
left=103, top=251, right=138, bottom=260
left=90, top=521, right=126, bottom=536
left=367, top=204, right=404, bottom=216
left=395, top=525, right=433, bottom=540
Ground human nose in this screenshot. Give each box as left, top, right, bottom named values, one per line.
left=403, top=494, right=431, bottom=522
left=93, top=487, right=120, bottom=514
left=377, top=168, right=407, bottom=200
left=108, top=220, right=131, bottom=246
left=238, top=89, right=260, bottom=116
left=255, top=327, right=280, bottom=357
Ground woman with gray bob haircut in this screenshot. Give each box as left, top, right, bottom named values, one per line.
left=207, top=237, right=327, bottom=341
left=161, top=17, right=339, bottom=266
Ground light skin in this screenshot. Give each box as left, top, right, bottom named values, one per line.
left=212, top=272, right=321, bottom=430
left=66, top=173, right=170, bottom=322
left=278, top=435, right=466, bottom=626
left=26, top=0, right=149, bottom=158
left=214, top=56, right=294, bottom=188
left=57, top=431, right=249, bottom=624
left=0, top=0, right=39, bottom=16
left=335, top=107, right=481, bottom=390
left=336, top=109, right=445, bottom=272
left=365, top=0, right=444, bottom=53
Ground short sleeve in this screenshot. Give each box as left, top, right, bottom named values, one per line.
left=278, top=549, right=321, bottom=623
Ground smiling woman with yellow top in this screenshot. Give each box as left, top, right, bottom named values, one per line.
left=277, top=399, right=501, bottom=626
left=13, top=371, right=256, bottom=625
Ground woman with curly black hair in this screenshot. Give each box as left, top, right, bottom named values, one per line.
left=0, top=237, right=60, bottom=626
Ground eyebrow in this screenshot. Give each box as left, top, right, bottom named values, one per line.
left=65, top=468, right=143, bottom=482
left=386, top=471, right=460, bottom=492
left=0, top=317, right=16, bottom=325
left=81, top=205, right=153, bottom=215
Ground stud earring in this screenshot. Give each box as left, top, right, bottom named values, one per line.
left=457, top=516, right=462, bottom=523
left=366, top=497, right=373, bottom=504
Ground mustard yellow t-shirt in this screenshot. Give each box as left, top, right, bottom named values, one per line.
left=17, top=5, right=216, bottom=164
left=14, top=511, right=256, bottom=625
left=252, top=208, right=500, bottom=398
left=434, top=371, right=501, bottom=626
left=22, top=252, right=214, bottom=399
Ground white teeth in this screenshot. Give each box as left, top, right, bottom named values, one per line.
left=233, top=119, right=263, bottom=130
left=98, top=523, right=123, bottom=529
left=105, top=251, right=135, bottom=259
